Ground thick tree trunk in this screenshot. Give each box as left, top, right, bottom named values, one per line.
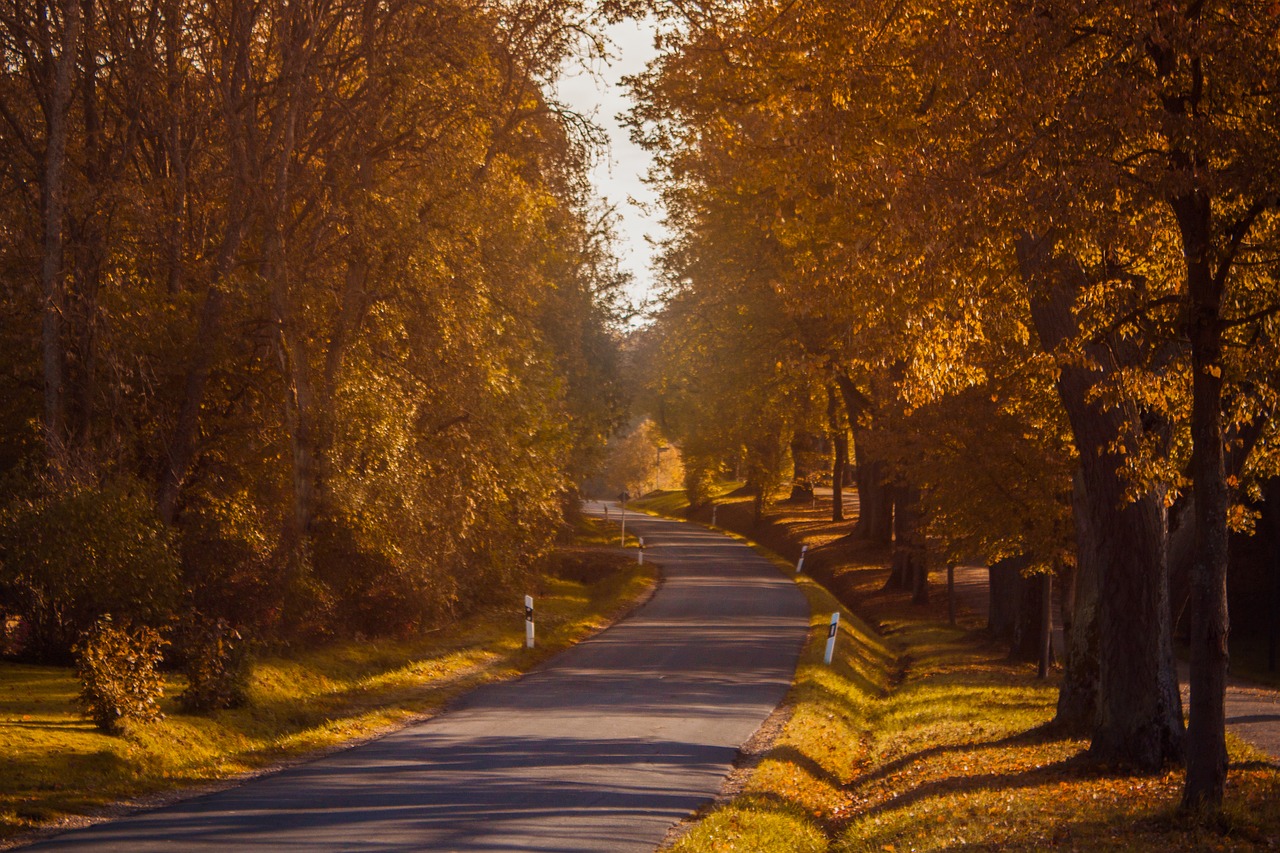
left=853, top=442, right=893, bottom=543
left=833, top=372, right=894, bottom=544
left=1010, top=567, right=1044, bottom=663
left=887, top=483, right=928, bottom=599
left=1056, top=469, right=1100, bottom=734
left=1174, top=191, right=1230, bottom=810
left=1019, top=233, right=1184, bottom=770
left=1039, top=571, right=1053, bottom=679
left=988, top=556, right=1026, bottom=639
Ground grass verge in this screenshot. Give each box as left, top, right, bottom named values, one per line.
left=641, top=487, right=1280, bottom=852
left=0, top=518, right=656, bottom=847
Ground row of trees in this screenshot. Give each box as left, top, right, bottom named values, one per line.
left=0, top=0, right=628, bottom=668
left=629, top=0, right=1280, bottom=812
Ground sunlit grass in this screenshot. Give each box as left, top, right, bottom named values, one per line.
left=0, top=526, right=655, bottom=842
left=629, top=480, right=747, bottom=520
left=629, top=488, right=695, bottom=518
left=834, top=623, right=1280, bottom=851
left=657, top=497, right=1280, bottom=853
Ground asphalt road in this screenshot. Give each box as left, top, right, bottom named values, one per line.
left=25, top=505, right=810, bottom=852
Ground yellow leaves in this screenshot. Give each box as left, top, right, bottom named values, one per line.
left=1227, top=502, right=1258, bottom=534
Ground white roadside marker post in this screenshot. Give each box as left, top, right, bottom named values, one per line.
left=824, top=612, right=840, bottom=665
left=796, top=544, right=808, bottom=573
left=711, top=504, right=717, bottom=526
left=525, top=595, right=535, bottom=649
left=638, top=537, right=644, bottom=564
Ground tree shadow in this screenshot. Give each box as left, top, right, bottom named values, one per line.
left=760, top=744, right=844, bottom=788
left=844, top=723, right=1073, bottom=796
left=849, top=752, right=1103, bottom=824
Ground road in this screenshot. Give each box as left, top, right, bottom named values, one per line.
left=948, top=565, right=1280, bottom=762
left=25, top=505, right=810, bottom=852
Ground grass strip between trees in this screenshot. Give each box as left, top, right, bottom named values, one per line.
left=0, top=518, right=656, bottom=847
left=631, top=490, right=1280, bottom=852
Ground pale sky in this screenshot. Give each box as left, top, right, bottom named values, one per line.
left=556, top=17, right=665, bottom=315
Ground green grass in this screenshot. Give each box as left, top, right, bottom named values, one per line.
left=0, top=522, right=656, bottom=843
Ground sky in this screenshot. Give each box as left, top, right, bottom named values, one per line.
left=555, top=17, right=665, bottom=315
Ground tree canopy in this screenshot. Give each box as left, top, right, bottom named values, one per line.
left=0, top=0, right=629, bottom=653
left=629, top=0, right=1280, bottom=812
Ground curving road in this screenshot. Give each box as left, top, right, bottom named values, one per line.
left=24, top=504, right=809, bottom=852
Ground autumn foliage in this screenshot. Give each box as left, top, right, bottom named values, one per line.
left=630, top=0, right=1280, bottom=813
left=0, top=1, right=627, bottom=667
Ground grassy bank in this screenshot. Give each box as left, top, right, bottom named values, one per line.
left=0, top=518, right=656, bottom=846
left=635, top=489, right=1280, bottom=851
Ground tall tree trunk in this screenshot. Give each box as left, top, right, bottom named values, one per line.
left=827, top=386, right=846, bottom=523
left=988, top=555, right=1026, bottom=640
left=1039, top=570, right=1053, bottom=679
left=39, top=0, right=83, bottom=473
left=1057, top=469, right=1100, bottom=734
left=163, top=0, right=188, bottom=296
left=1019, top=233, right=1184, bottom=771
left=888, top=482, right=926, bottom=598
left=156, top=200, right=248, bottom=524
left=69, top=0, right=104, bottom=457
left=157, top=2, right=258, bottom=524
left=852, top=435, right=893, bottom=543
left=833, top=372, right=893, bottom=543
left=1173, top=190, right=1230, bottom=809
left=263, top=83, right=319, bottom=566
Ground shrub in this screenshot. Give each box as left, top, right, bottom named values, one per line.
left=74, top=615, right=167, bottom=734
left=312, top=516, right=431, bottom=637
left=0, top=476, right=180, bottom=662
left=179, top=514, right=285, bottom=639
left=177, top=615, right=251, bottom=713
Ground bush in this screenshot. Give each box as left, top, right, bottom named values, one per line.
left=0, top=476, right=180, bottom=662
left=74, top=615, right=167, bottom=734
left=177, top=615, right=251, bottom=713
left=312, top=516, right=431, bottom=637
left=179, top=516, right=286, bottom=639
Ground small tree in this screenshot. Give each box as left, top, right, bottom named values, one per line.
left=178, top=615, right=251, bottom=713
left=74, top=615, right=167, bottom=735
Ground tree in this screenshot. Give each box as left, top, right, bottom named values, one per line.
left=630, top=0, right=1280, bottom=809
left=0, top=0, right=630, bottom=653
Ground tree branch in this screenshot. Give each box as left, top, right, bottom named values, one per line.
left=1212, top=196, right=1271, bottom=288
